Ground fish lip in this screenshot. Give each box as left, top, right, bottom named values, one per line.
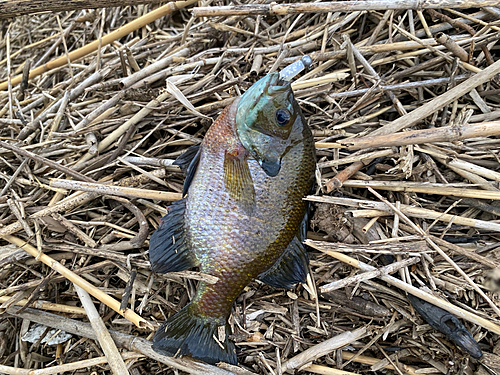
left=275, top=76, right=290, bottom=87
left=269, top=75, right=291, bottom=93
left=248, top=75, right=290, bottom=112
left=268, top=85, right=289, bottom=95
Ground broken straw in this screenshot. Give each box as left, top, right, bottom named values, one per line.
left=279, top=55, right=312, bottom=81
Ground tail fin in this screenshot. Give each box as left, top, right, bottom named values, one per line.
left=152, top=304, right=237, bottom=365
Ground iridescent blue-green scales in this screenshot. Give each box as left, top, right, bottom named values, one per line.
left=149, top=69, right=316, bottom=365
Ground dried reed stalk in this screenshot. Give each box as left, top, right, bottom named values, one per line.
left=49, top=179, right=182, bottom=201
left=0, top=0, right=165, bottom=18
left=307, top=241, right=500, bottom=335
left=0, top=296, right=86, bottom=315
left=342, top=180, right=500, bottom=200
left=75, top=284, right=130, bottom=375
left=315, top=121, right=500, bottom=150
left=281, top=327, right=368, bottom=371
left=0, top=0, right=199, bottom=91
left=4, top=235, right=154, bottom=330
left=193, top=0, right=500, bottom=17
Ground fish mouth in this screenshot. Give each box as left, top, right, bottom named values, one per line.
left=259, top=158, right=281, bottom=177
left=248, top=75, right=290, bottom=112
left=268, top=76, right=290, bottom=95
left=267, top=83, right=289, bottom=96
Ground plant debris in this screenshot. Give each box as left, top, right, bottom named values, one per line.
left=1, top=1, right=500, bottom=374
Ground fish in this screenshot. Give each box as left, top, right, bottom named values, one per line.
left=148, top=58, right=316, bottom=365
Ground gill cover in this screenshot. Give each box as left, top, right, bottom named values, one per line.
left=235, top=72, right=301, bottom=177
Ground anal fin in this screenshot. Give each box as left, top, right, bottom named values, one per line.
left=258, top=236, right=309, bottom=289
left=223, top=152, right=255, bottom=210
left=149, top=198, right=196, bottom=273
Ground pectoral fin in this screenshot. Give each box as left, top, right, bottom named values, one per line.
left=223, top=152, right=255, bottom=208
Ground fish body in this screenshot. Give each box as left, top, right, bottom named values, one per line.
left=149, top=71, right=316, bottom=364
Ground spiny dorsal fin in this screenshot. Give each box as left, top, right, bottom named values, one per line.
left=173, top=145, right=201, bottom=196
left=173, top=145, right=200, bottom=173
left=149, top=198, right=197, bottom=273
left=223, top=152, right=255, bottom=210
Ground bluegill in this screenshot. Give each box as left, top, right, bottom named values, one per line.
left=149, top=57, right=316, bottom=365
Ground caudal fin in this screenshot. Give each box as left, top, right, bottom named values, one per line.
left=152, top=304, right=237, bottom=365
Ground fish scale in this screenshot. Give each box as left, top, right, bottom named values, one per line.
left=149, top=66, right=316, bottom=365
left=186, top=99, right=314, bottom=317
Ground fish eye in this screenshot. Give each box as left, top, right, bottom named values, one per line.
left=275, top=109, right=291, bottom=127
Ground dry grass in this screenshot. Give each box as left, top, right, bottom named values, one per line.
left=1, top=2, right=500, bottom=374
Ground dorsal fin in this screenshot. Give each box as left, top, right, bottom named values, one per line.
left=149, top=198, right=197, bottom=273
left=173, top=145, right=200, bottom=173
left=173, top=145, right=201, bottom=196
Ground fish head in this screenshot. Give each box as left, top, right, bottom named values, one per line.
left=235, top=72, right=300, bottom=177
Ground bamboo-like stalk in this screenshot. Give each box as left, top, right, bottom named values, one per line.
left=192, top=0, right=500, bottom=17
left=342, top=180, right=500, bottom=200
left=307, top=241, right=500, bottom=335
left=307, top=195, right=500, bottom=232
left=372, top=54, right=500, bottom=136
left=417, top=146, right=500, bottom=182
left=291, top=72, right=349, bottom=90
left=281, top=327, right=367, bottom=371
left=119, top=47, right=191, bottom=89
left=74, top=284, right=130, bottom=375
left=320, top=257, right=421, bottom=293
left=0, top=295, right=86, bottom=315
left=0, top=352, right=142, bottom=375
left=317, top=149, right=394, bottom=168
left=315, top=121, right=500, bottom=150
left=341, top=352, right=417, bottom=375
left=50, top=179, right=183, bottom=201
left=0, top=0, right=199, bottom=91
left=303, top=364, right=360, bottom=375
left=436, top=32, right=469, bottom=61
left=0, top=0, right=166, bottom=18
left=448, top=165, right=500, bottom=191
left=4, top=235, right=154, bottom=330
